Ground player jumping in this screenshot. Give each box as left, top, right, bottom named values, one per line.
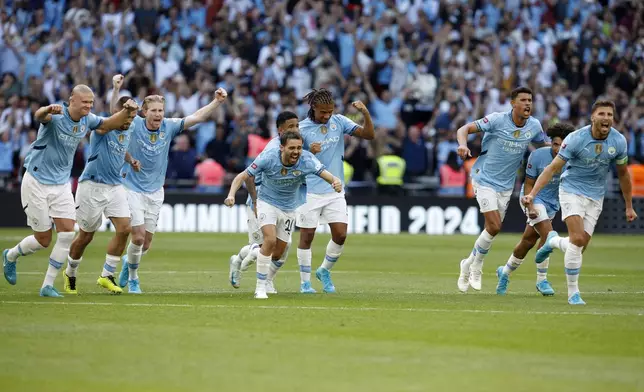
left=225, top=131, right=342, bottom=299
left=2, top=85, right=137, bottom=297
left=456, top=87, right=547, bottom=293
left=522, top=100, right=637, bottom=305
left=114, top=86, right=228, bottom=294
left=495, top=122, right=575, bottom=296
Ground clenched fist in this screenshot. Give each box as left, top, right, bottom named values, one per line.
left=48, top=104, right=63, bottom=115
left=351, top=100, right=368, bottom=114
left=215, top=88, right=228, bottom=103
left=112, top=74, right=124, bottom=89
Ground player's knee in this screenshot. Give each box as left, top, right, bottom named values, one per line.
left=117, top=223, right=132, bottom=236
left=34, top=231, right=53, bottom=248
left=78, top=231, right=95, bottom=246
left=262, top=236, right=277, bottom=253
left=569, top=233, right=586, bottom=248
left=298, top=231, right=315, bottom=248
left=485, top=223, right=502, bottom=237
left=331, top=232, right=347, bottom=245
left=522, top=236, right=537, bottom=250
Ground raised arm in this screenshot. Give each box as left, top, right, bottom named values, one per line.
left=350, top=101, right=375, bottom=140
left=224, top=170, right=250, bottom=207
left=183, top=88, right=228, bottom=130
left=616, top=163, right=638, bottom=222
left=34, top=104, right=63, bottom=124
left=96, top=99, right=139, bottom=135
left=110, top=74, right=125, bottom=114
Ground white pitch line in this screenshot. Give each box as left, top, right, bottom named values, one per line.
left=11, top=271, right=630, bottom=278
left=0, top=300, right=641, bottom=316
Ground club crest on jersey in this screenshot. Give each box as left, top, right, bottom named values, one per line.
left=595, top=144, right=603, bottom=154
left=608, top=147, right=616, bottom=156
left=150, top=133, right=158, bottom=143
left=118, top=134, right=125, bottom=144
left=525, top=131, right=532, bottom=139
left=81, top=125, right=86, bottom=133
left=281, top=168, right=288, bottom=176
left=159, top=132, right=166, bottom=140
left=513, top=130, right=521, bottom=138
left=292, top=170, right=301, bottom=176
left=320, top=126, right=328, bottom=135
left=330, top=124, right=337, bottom=131
left=72, top=125, right=78, bottom=133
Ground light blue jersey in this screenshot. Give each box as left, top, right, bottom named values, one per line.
left=122, top=116, right=184, bottom=193
left=558, top=126, right=628, bottom=200
left=520, top=146, right=562, bottom=217
left=246, top=136, right=280, bottom=208
left=25, top=104, right=104, bottom=185
left=471, top=111, right=545, bottom=192
left=79, top=126, right=132, bottom=185
left=300, top=114, right=359, bottom=194
left=246, top=149, right=325, bottom=212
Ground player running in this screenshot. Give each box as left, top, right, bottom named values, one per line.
left=114, top=86, right=228, bottom=294
left=61, top=75, right=142, bottom=295
left=456, top=86, right=547, bottom=293
left=495, top=122, right=575, bottom=296
left=522, top=100, right=637, bottom=305
left=2, top=85, right=138, bottom=297
left=286, top=88, right=375, bottom=294
left=225, top=131, right=342, bottom=299
left=228, top=111, right=307, bottom=292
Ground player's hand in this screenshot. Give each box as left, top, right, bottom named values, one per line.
left=527, top=206, right=538, bottom=220
left=130, top=159, right=141, bottom=172
left=214, top=88, right=228, bottom=103
left=112, top=74, right=124, bottom=89
left=331, top=177, right=342, bottom=192
left=224, top=195, right=235, bottom=207
left=309, top=142, right=322, bottom=154
left=48, top=104, right=63, bottom=115
left=625, top=207, right=638, bottom=222
left=457, top=145, right=471, bottom=160
left=351, top=100, right=368, bottom=114
left=521, top=195, right=534, bottom=207
left=123, top=99, right=138, bottom=113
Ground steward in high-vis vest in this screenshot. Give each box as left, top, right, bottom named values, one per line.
left=376, top=153, right=405, bottom=195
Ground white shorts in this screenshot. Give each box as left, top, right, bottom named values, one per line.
left=296, top=192, right=348, bottom=229
left=126, top=187, right=164, bottom=234
left=256, top=200, right=296, bottom=242
left=520, top=200, right=552, bottom=227
left=472, top=180, right=512, bottom=221
left=75, top=181, right=130, bottom=232
left=559, top=189, right=603, bottom=236
left=20, top=171, right=75, bottom=232
left=246, top=205, right=264, bottom=245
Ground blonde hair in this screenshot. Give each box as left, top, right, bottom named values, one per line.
left=142, top=95, right=165, bottom=111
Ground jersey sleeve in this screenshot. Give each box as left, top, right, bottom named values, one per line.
left=165, top=118, right=185, bottom=137
left=246, top=151, right=268, bottom=177
left=337, top=114, right=360, bottom=136
left=87, top=112, right=104, bottom=130
left=525, top=151, right=539, bottom=179
left=615, top=135, right=628, bottom=165
left=474, top=112, right=504, bottom=134
left=303, top=152, right=326, bottom=176
left=558, top=132, right=577, bottom=162
left=531, top=121, right=546, bottom=144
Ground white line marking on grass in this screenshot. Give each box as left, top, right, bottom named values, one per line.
left=13, top=271, right=630, bottom=278
left=0, top=300, right=641, bottom=317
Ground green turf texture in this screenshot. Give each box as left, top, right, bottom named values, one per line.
left=0, top=229, right=642, bottom=392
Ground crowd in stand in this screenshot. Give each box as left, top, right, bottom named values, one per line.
left=0, top=0, right=643, bottom=196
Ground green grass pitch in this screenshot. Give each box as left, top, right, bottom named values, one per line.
left=0, top=228, right=642, bottom=392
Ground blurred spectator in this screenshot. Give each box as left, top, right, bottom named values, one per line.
left=0, top=0, right=641, bottom=199
left=195, top=153, right=225, bottom=194
left=438, top=150, right=466, bottom=197
left=167, top=134, right=198, bottom=189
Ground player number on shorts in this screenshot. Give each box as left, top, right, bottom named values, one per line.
left=284, top=219, right=294, bottom=234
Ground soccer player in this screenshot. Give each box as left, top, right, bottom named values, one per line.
left=291, top=89, right=374, bottom=294
left=522, top=100, right=637, bottom=305
left=61, top=75, right=142, bottom=295
left=495, top=122, right=575, bottom=296
left=224, top=130, right=342, bottom=299
left=228, top=111, right=305, bottom=293
left=115, top=87, right=228, bottom=293
left=456, top=86, right=547, bottom=293
left=2, top=85, right=138, bottom=297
